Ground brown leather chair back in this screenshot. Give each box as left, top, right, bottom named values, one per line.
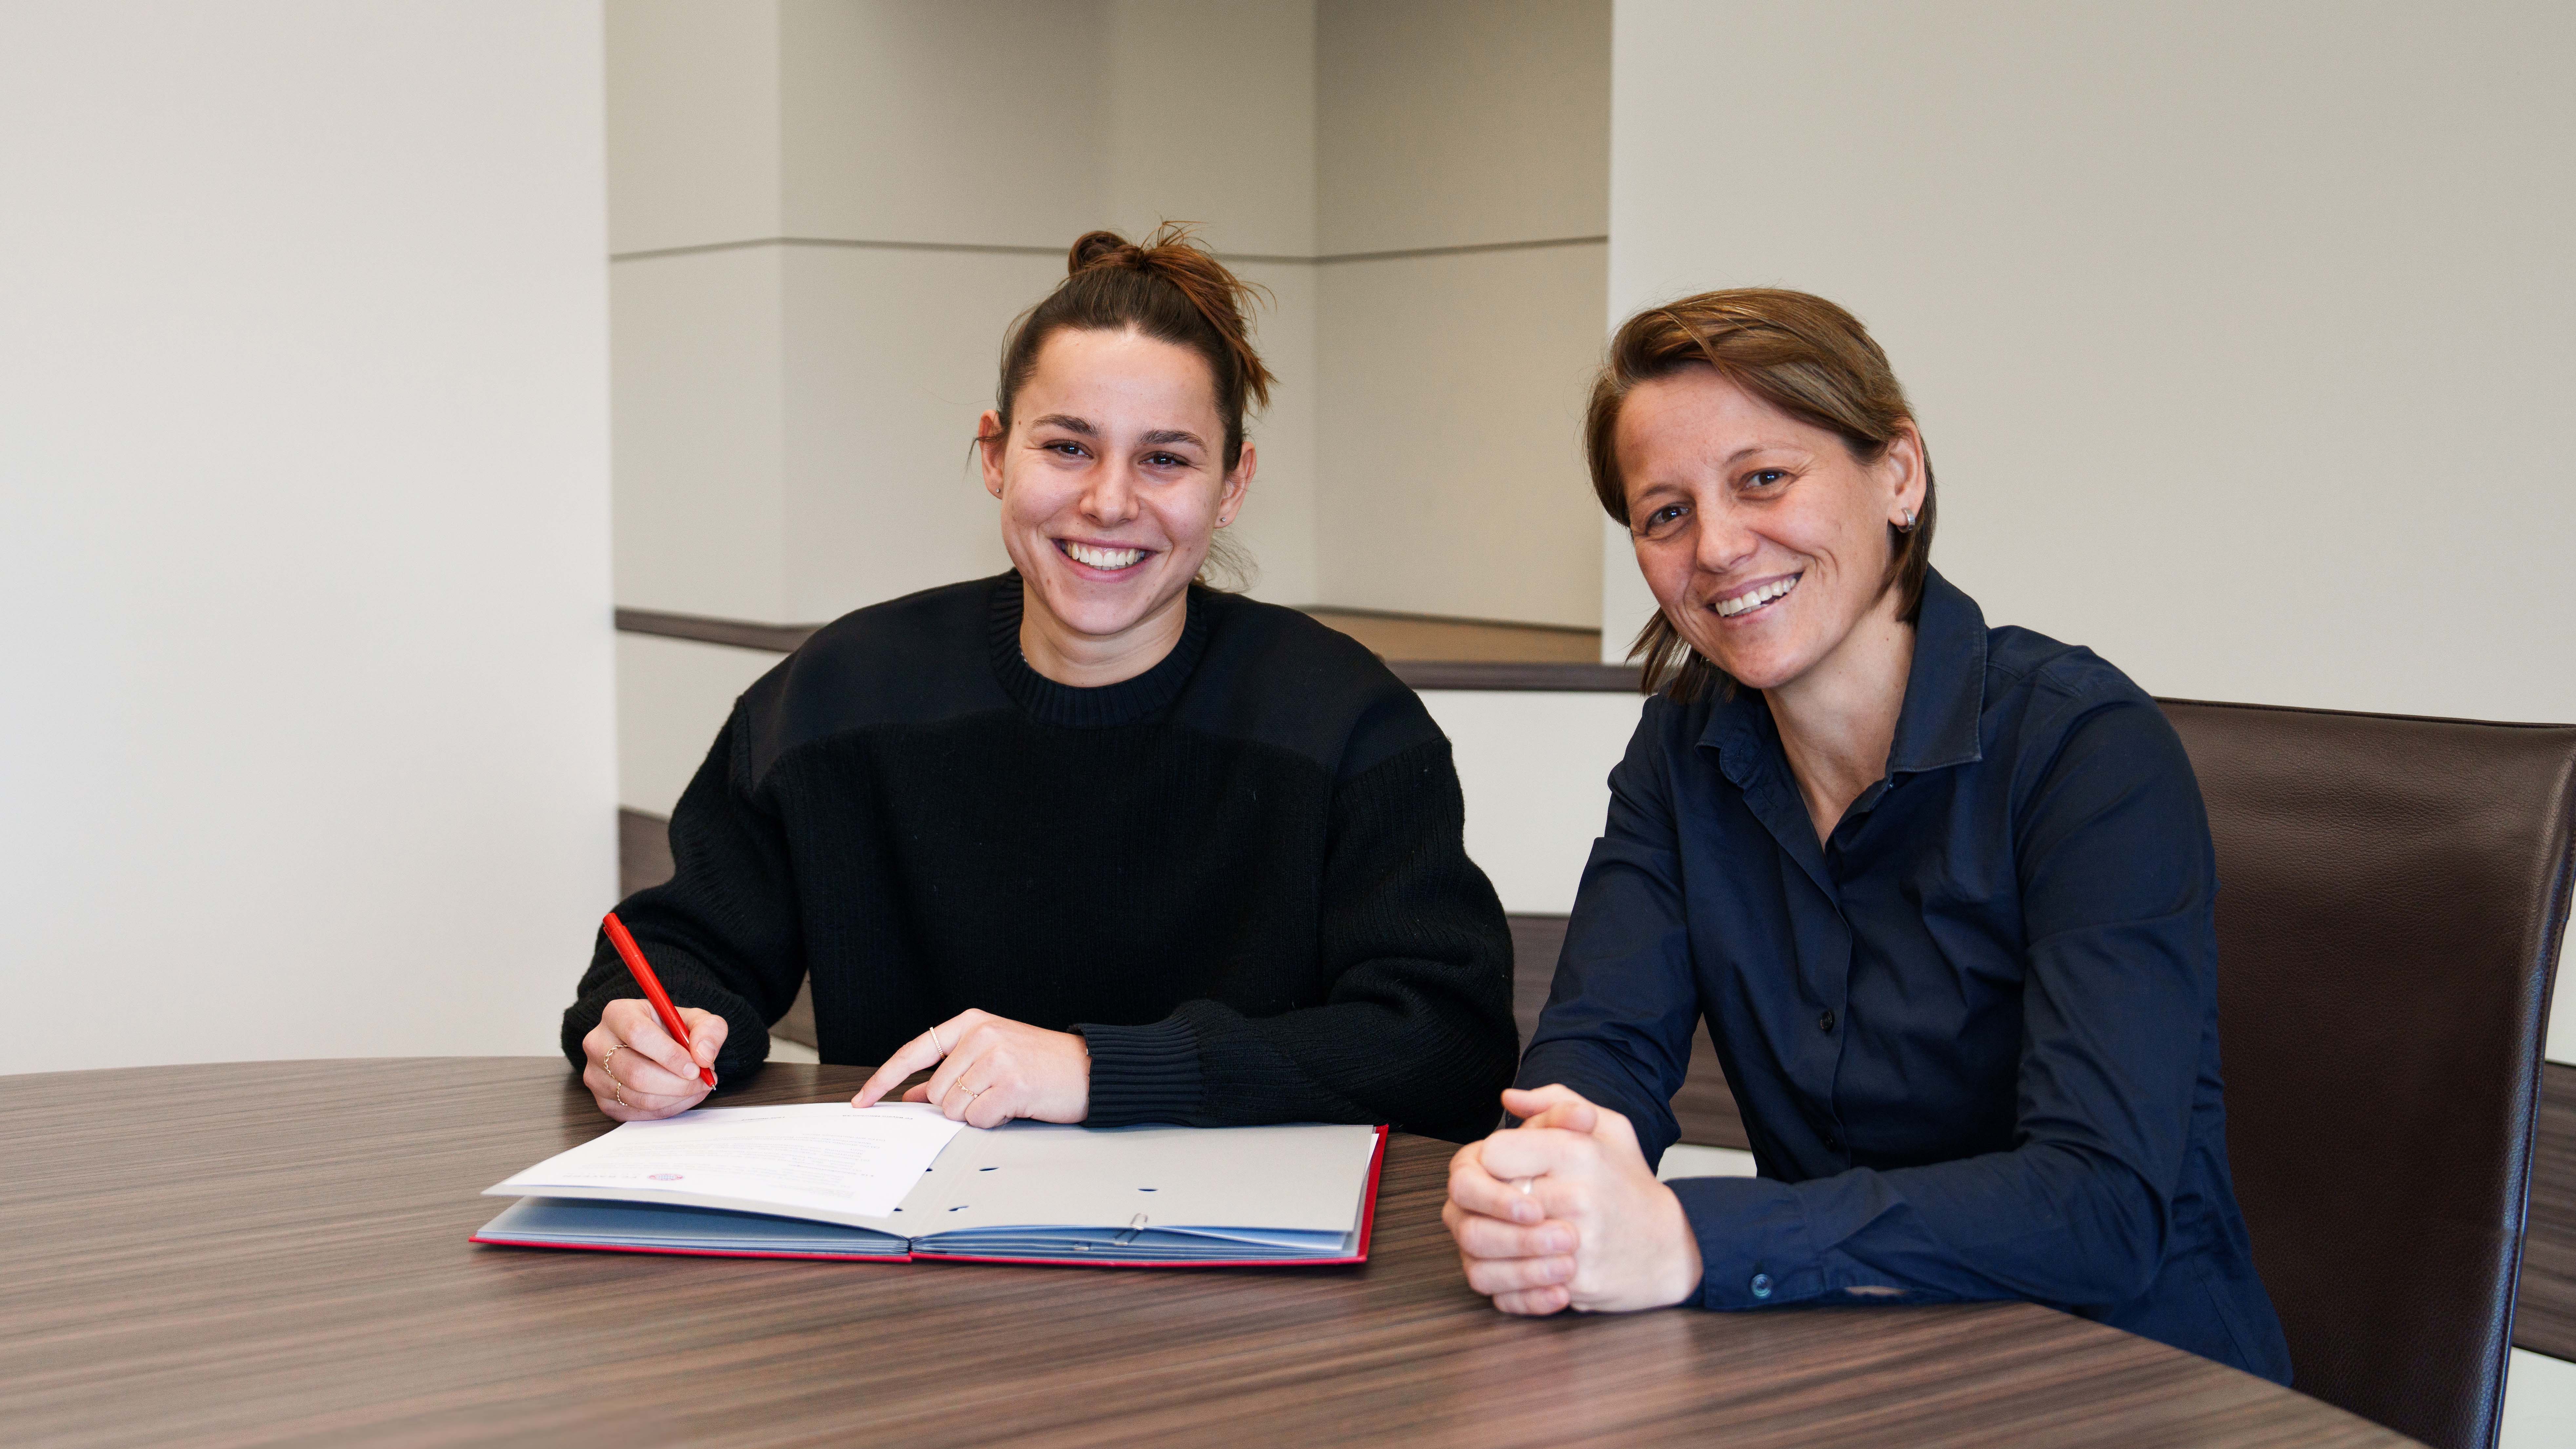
left=2161, top=699, right=2576, bottom=1449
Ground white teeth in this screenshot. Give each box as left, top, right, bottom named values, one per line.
left=1717, top=574, right=1799, bottom=617
left=1064, top=542, right=1146, bottom=571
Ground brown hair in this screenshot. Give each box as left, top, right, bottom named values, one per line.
left=1584, top=288, right=1935, bottom=702
left=984, top=224, right=1273, bottom=589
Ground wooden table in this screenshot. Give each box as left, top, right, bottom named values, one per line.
left=1, top=1059, right=2412, bottom=1447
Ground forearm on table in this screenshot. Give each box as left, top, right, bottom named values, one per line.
left=1669, top=1142, right=2170, bottom=1310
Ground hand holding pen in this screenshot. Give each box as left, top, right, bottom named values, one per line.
left=577, top=911, right=729, bottom=1121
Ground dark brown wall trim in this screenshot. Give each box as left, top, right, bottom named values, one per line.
left=615, top=608, right=818, bottom=654
left=614, top=607, right=1644, bottom=692
left=1391, top=661, right=1642, bottom=692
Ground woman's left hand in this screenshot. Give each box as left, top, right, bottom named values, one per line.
left=851, top=1009, right=1090, bottom=1128
left=1443, top=1084, right=1704, bottom=1315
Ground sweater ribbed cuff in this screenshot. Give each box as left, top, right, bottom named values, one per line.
left=1075, top=1016, right=1203, bottom=1126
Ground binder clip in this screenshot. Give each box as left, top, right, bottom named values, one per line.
left=1114, top=1212, right=1149, bottom=1246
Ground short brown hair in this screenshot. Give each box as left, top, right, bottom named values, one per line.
left=1583, top=288, right=1935, bottom=702
left=985, top=224, right=1274, bottom=588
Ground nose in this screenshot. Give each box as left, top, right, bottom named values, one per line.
left=1081, top=462, right=1140, bottom=527
left=1694, top=498, right=1757, bottom=577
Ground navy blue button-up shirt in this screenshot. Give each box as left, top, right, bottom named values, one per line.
left=1518, top=570, right=2291, bottom=1380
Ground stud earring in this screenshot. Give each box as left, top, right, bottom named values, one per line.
left=1895, top=508, right=1917, bottom=534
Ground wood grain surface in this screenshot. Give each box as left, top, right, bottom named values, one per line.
left=2517, top=1061, right=2576, bottom=1360
left=0, top=1059, right=2410, bottom=1448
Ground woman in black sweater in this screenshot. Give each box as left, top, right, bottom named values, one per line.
left=564, top=227, right=1517, bottom=1143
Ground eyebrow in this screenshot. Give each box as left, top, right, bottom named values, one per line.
left=1139, top=429, right=1207, bottom=449
left=1026, top=413, right=1097, bottom=436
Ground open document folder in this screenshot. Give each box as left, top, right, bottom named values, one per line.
left=473, top=1102, right=1389, bottom=1267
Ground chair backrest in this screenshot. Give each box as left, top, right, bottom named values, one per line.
left=2161, top=699, right=2576, bottom=1449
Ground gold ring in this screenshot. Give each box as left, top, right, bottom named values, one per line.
left=930, top=1024, right=946, bottom=1055
left=613, top=1085, right=628, bottom=1108
left=603, top=1043, right=623, bottom=1073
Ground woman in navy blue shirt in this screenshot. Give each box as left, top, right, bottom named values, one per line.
left=1442, top=290, right=2291, bottom=1380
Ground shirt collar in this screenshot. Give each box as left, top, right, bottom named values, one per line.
left=1888, top=568, right=1986, bottom=776
left=1696, top=567, right=1988, bottom=782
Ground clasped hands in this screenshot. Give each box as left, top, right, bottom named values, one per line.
left=582, top=1000, right=1088, bottom=1128
left=1444, top=1084, right=1703, bottom=1315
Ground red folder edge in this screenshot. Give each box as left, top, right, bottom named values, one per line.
left=471, top=1123, right=1391, bottom=1270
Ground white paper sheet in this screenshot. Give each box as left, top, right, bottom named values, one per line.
left=492, top=1102, right=964, bottom=1221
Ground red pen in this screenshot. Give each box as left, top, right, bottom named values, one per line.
left=602, top=911, right=717, bottom=1088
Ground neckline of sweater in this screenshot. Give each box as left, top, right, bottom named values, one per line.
left=985, top=572, right=1216, bottom=728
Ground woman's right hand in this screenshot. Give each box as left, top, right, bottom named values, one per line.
left=581, top=997, right=725, bottom=1121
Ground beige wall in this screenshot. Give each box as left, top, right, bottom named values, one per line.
left=5, top=0, right=618, bottom=1071
left=1317, top=0, right=1609, bottom=256
left=1316, top=242, right=1608, bottom=625
left=1314, top=0, right=1610, bottom=628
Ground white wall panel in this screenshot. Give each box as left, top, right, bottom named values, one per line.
left=1105, top=0, right=1318, bottom=259
left=1318, top=244, right=1609, bottom=626
left=1418, top=691, right=1643, bottom=916
left=780, top=0, right=1114, bottom=249
left=1317, top=0, right=1609, bottom=255
left=1225, top=260, right=1320, bottom=605
left=606, top=0, right=783, bottom=254
left=611, top=246, right=790, bottom=620
left=778, top=245, right=1051, bottom=620
left=618, top=634, right=782, bottom=815
left=1, top=0, right=616, bottom=1071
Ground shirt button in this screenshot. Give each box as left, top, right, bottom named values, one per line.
left=1750, top=1273, right=1774, bottom=1299
left=1818, top=1009, right=1836, bottom=1033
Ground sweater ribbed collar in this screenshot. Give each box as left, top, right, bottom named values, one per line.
left=986, top=572, right=1213, bottom=728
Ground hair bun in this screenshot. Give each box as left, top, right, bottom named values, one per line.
left=1067, top=230, right=1139, bottom=276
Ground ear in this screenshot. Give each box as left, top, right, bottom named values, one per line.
left=978, top=410, right=1007, bottom=500
left=1880, top=420, right=1927, bottom=526
left=1215, top=440, right=1256, bottom=527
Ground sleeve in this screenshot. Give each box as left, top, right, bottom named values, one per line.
left=559, top=709, right=807, bottom=1082
left=1669, top=693, right=2218, bottom=1312
left=1513, top=704, right=1706, bottom=1165
left=1076, top=736, right=1520, bottom=1143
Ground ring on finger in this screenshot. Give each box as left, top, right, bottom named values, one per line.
left=603, top=1043, right=624, bottom=1074
left=613, top=1085, right=628, bottom=1108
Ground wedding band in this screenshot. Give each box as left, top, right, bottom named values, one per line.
left=929, top=1025, right=946, bottom=1054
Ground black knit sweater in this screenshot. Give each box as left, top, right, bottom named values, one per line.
left=564, top=574, right=1518, bottom=1142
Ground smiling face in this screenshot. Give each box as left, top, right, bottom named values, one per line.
left=981, top=327, right=1252, bottom=671
left=1616, top=365, right=1924, bottom=694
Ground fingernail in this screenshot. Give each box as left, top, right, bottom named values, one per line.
left=1513, top=1202, right=1540, bottom=1224
left=1540, top=1230, right=1572, bottom=1253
